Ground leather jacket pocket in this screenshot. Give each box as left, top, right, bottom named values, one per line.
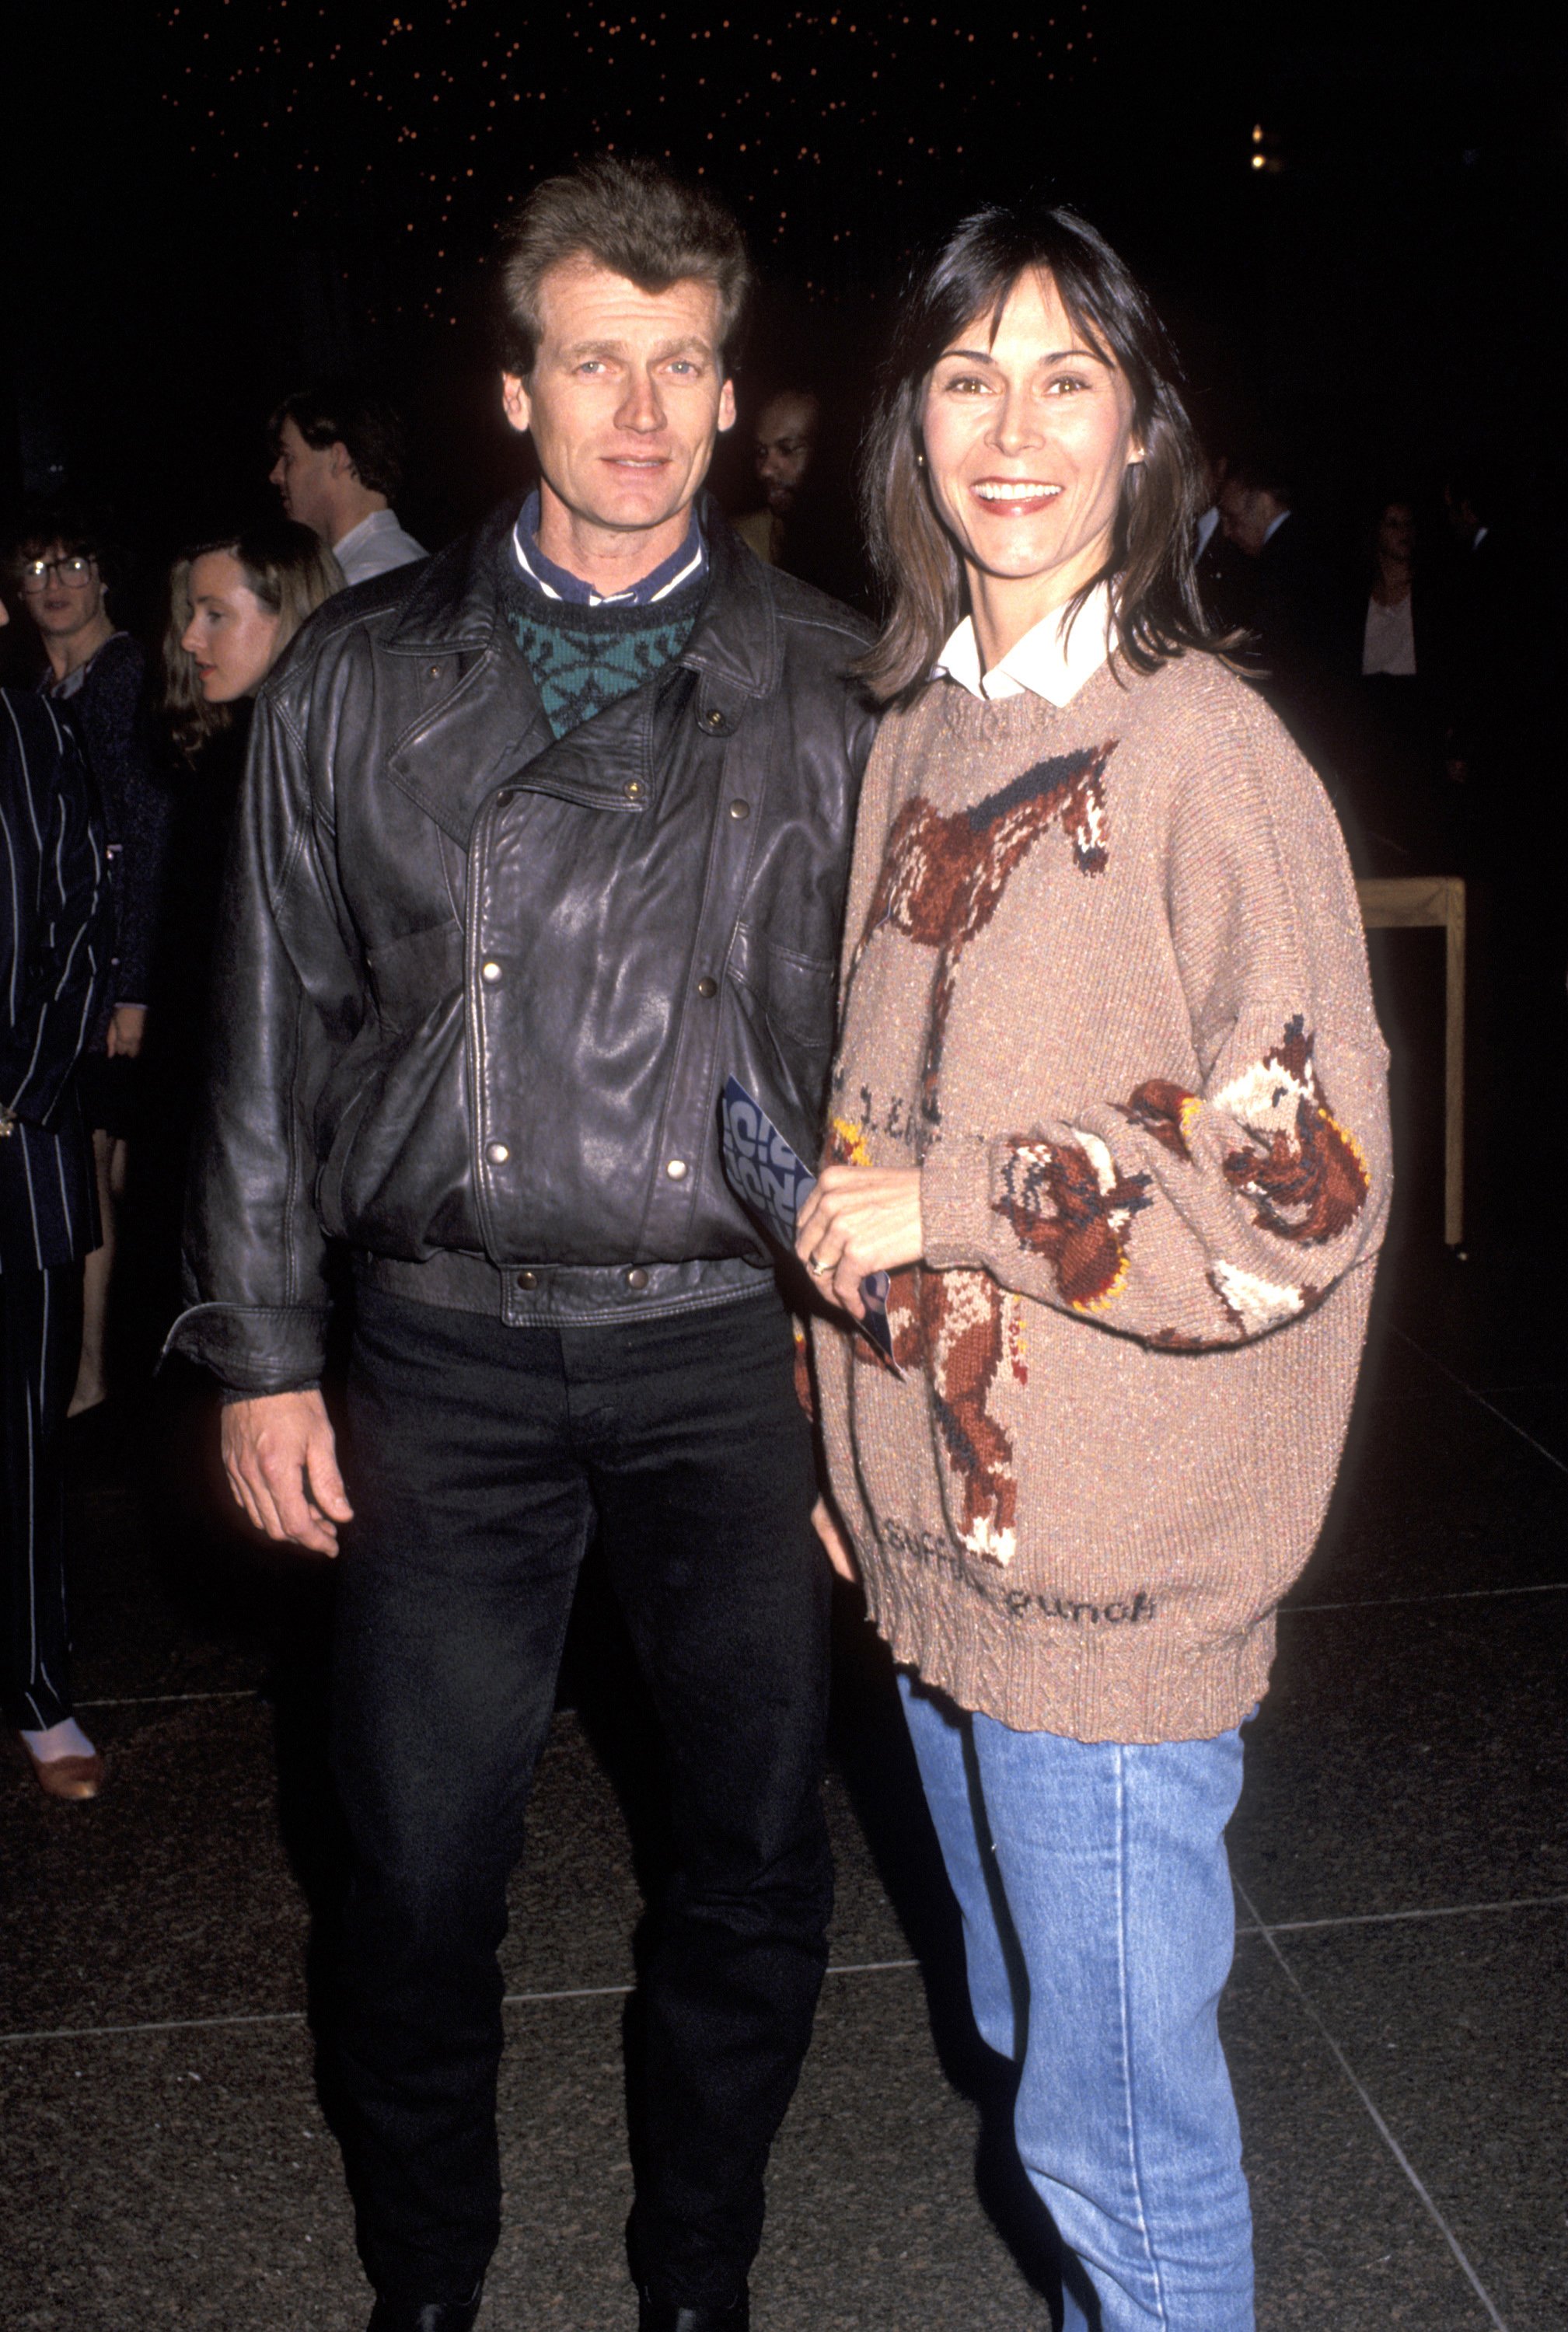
left=316, top=922, right=467, bottom=1245
left=725, top=923, right=839, bottom=1160
left=729, top=922, right=838, bottom=1052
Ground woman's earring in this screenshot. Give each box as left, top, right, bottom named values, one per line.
left=914, top=450, right=926, bottom=469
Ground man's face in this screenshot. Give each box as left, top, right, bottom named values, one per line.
left=501, top=260, right=735, bottom=538
left=753, top=391, right=819, bottom=516
left=18, top=541, right=107, bottom=641
left=1218, top=480, right=1279, bottom=557
left=269, top=417, right=338, bottom=540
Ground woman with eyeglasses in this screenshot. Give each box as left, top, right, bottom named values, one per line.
left=795, top=203, right=1391, bottom=2331
left=9, top=507, right=172, bottom=1422
left=0, top=587, right=113, bottom=1798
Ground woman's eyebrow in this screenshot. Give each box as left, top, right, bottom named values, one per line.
left=937, top=344, right=1107, bottom=366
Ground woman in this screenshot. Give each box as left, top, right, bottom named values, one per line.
left=796, top=205, right=1390, bottom=2332
left=1348, top=490, right=1446, bottom=865
left=1361, top=492, right=1419, bottom=683
left=159, top=517, right=341, bottom=976
left=164, top=515, right=343, bottom=756
left=9, top=508, right=171, bottom=1418
left=149, top=520, right=342, bottom=1264
left=0, top=590, right=113, bottom=1798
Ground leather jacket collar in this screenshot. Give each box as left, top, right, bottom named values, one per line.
left=385, top=493, right=781, bottom=700
left=381, top=497, right=781, bottom=847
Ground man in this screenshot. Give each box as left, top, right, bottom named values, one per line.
left=1218, top=449, right=1355, bottom=785
left=735, top=386, right=820, bottom=566
left=268, top=379, right=427, bottom=585
left=1434, top=456, right=1518, bottom=792
left=11, top=509, right=170, bottom=1414
left=0, top=590, right=112, bottom=1799
left=171, top=155, right=874, bottom=2332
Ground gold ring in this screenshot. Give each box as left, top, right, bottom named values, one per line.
left=808, top=1254, right=829, bottom=1275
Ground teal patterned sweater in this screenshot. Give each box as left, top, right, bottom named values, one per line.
left=498, top=549, right=706, bottom=738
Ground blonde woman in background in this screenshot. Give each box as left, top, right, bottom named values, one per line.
left=164, top=516, right=344, bottom=758
left=151, top=518, right=343, bottom=1231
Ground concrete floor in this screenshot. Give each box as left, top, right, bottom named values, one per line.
left=2, top=1228, right=1564, bottom=2331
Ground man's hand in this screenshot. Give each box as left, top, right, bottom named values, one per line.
left=811, top=1496, right=858, bottom=1583
left=221, top=1390, right=354, bottom=1555
left=107, top=1003, right=147, bottom=1058
left=794, top=1164, right=923, bottom=1319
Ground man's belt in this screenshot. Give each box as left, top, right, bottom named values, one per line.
left=352, top=1246, right=774, bottom=1328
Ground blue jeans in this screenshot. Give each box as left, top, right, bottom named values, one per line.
left=899, top=1675, right=1254, bottom=2332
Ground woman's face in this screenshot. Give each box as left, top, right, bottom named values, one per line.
left=180, top=552, right=281, bottom=702
left=1378, top=503, right=1416, bottom=565
left=920, top=268, right=1142, bottom=613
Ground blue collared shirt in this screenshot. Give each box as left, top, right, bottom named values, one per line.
left=511, top=490, right=708, bottom=607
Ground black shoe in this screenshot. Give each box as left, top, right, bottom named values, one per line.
left=366, top=2291, right=483, bottom=2332
left=637, top=2286, right=749, bottom=2332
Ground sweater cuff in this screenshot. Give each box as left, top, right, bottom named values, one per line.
left=920, top=1135, right=996, bottom=1271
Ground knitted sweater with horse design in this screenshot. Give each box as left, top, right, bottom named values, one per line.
left=814, top=650, right=1392, bottom=1744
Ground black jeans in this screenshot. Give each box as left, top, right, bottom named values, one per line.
left=332, top=1287, right=833, bottom=2309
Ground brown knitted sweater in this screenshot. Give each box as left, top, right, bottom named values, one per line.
left=814, top=649, right=1391, bottom=1744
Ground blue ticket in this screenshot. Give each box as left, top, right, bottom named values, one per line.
left=720, top=1077, right=901, bottom=1372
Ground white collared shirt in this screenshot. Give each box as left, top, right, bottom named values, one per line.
left=934, top=584, right=1116, bottom=707
left=333, top=508, right=428, bottom=587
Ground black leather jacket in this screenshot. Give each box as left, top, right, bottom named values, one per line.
left=169, top=502, right=875, bottom=1394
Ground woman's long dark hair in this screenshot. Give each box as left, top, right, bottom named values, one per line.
left=859, top=201, right=1233, bottom=706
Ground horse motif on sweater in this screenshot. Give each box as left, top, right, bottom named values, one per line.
left=1214, top=1017, right=1370, bottom=1245
left=854, top=742, right=1118, bottom=1126
left=994, top=1132, right=1154, bottom=1313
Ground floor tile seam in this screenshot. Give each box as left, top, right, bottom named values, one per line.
left=1281, top=1582, right=1568, bottom=1613
left=12, top=1907, right=1548, bottom=2051
left=0, top=1959, right=923, bottom=2047
left=1234, top=1893, right=1568, bottom=1938
left=1233, top=1874, right=1511, bottom=2331
left=1392, top=1325, right=1568, bottom=1478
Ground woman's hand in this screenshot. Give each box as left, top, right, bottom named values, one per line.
left=811, top=1496, right=859, bottom=1583
left=795, top=1163, right=923, bottom=1319
left=107, top=1003, right=147, bottom=1059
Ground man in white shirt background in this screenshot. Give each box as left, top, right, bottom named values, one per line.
left=267, top=380, right=428, bottom=586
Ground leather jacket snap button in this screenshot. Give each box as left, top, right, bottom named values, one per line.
left=695, top=975, right=718, bottom=999
left=625, top=1266, right=649, bottom=1291
left=700, top=707, right=730, bottom=734
left=515, top=1269, right=539, bottom=1291
left=665, top=1157, right=688, bottom=1180
left=727, top=798, right=749, bottom=820
left=480, top=960, right=503, bottom=984
left=495, top=788, right=515, bottom=808
left=625, top=779, right=645, bottom=800
left=428, top=664, right=442, bottom=681
left=486, top=1140, right=511, bottom=1164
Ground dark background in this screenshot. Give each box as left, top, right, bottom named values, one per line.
left=5, top=3, right=1565, bottom=570
left=5, top=2, right=1564, bottom=1248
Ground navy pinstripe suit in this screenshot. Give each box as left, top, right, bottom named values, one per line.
left=2, top=689, right=110, bottom=1729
